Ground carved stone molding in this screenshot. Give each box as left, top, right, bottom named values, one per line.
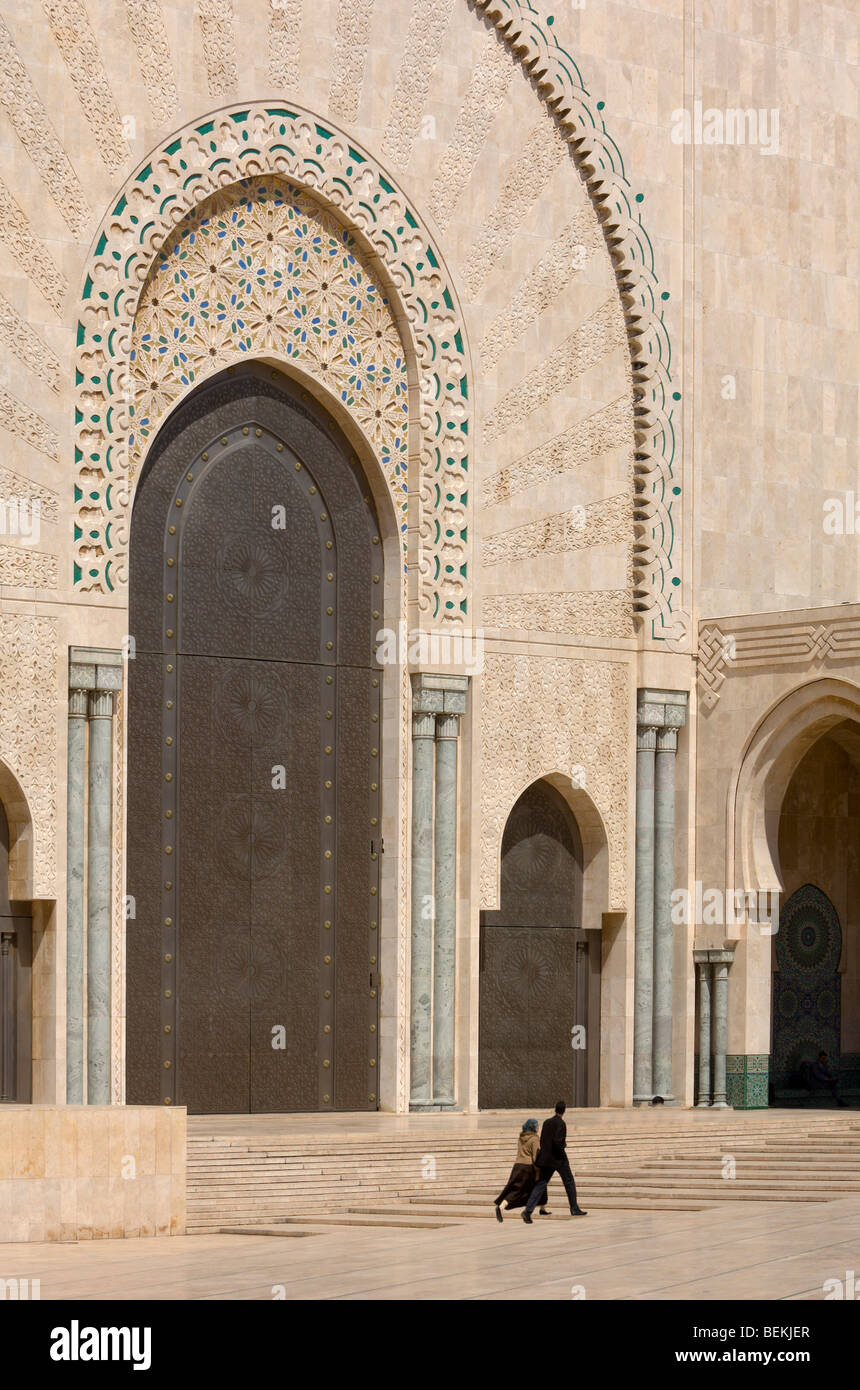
left=0, top=546, right=58, bottom=590
left=0, top=615, right=59, bottom=898
left=474, top=0, right=680, bottom=642
left=698, top=613, right=860, bottom=709
left=479, top=652, right=629, bottom=911
left=74, top=102, right=472, bottom=626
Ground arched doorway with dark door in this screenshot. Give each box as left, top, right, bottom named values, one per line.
left=479, top=778, right=601, bottom=1109
left=126, top=364, right=383, bottom=1114
left=0, top=790, right=32, bottom=1103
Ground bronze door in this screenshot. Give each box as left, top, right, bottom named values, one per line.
left=478, top=779, right=600, bottom=1109
left=479, top=926, right=596, bottom=1109
left=127, top=368, right=381, bottom=1113
left=0, top=800, right=31, bottom=1103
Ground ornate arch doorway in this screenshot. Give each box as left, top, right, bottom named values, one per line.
left=478, top=779, right=601, bottom=1109
left=126, top=365, right=382, bottom=1113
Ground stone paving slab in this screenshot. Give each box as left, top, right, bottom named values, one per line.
left=3, top=1196, right=859, bottom=1301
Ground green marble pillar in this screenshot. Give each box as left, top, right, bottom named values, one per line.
left=409, top=673, right=468, bottom=1111
left=68, top=647, right=122, bottom=1105
left=711, top=954, right=732, bottom=1109
left=66, top=686, right=88, bottom=1104
left=409, top=699, right=436, bottom=1107
left=432, top=711, right=460, bottom=1109
left=86, top=689, right=114, bottom=1105
left=695, top=955, right=712, bottom=1106
left=652, top=724, right=679, bottom=1101
left=633, top=708, right=659, bottom=1103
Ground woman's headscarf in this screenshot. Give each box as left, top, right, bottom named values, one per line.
left=522, top=1118, right=538, bottom=1134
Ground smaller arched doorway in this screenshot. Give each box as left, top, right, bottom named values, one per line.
left=0, top=797, right=32, bottom=1102
left=478, top=780, right=601, bottom=1108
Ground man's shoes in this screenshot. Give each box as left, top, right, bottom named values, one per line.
left=538, top=1208, right=552, bottom=1216
left=494, top=1205, right=503, bottom=1223
left=522, top=1211, right=533, bottom=1224
left=570, top=1208, right=588, bottom=1216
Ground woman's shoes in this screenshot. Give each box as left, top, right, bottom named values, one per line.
left=494, top=1205, right=503, bottom=1222
left=538, top=1208, right=552, bottom=1216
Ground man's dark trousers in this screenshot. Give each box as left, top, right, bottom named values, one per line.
left=524, top=1157, right=580, bottom=1215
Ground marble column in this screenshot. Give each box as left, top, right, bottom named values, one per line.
left=408, top=704, right=436, bottom=1108
left=633, top=690, right=687, bottom=1104
left=652, top=723, right=679, bottom=1101
left=86, top=689, right=114, bottom=1105
left=711, top=952, right=732, bottom=1109
left=695, top=956, right=712, bottom=1107
left=67, top=647, right=122, bottom=1105
left=432, top=711, right=460, bottom=1109
left=409, top=673, right=468, bottom=1111
left=633, top=710, right=659, bottom=1103
left=66, top=686, right=88, bottom=1104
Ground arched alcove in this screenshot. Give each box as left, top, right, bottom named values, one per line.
left=478, top=777, right=601, bottom=1108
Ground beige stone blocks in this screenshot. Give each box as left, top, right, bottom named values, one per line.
left=0, top=1105, right=186, bottom=1242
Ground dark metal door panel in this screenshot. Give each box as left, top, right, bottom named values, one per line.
left=248, top=660, right=321, bottom=1114
left=478, top=927, right=532, bottom=1108
left=479, top=927, right=594, bottom=1110
left=126, top=652, right=167, bottom=1106
left=526, top=930, right=576, bottom=1108
left=127, top=368, right=381, bottom=1113
left=0, top=916, right=31, bottom=1103
left=333, top=664, right=381, bottom=1111
left=178, top=656, right=253, bottom=1115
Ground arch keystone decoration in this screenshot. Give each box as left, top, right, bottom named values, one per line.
left=74, top=104, right=473, bottom=626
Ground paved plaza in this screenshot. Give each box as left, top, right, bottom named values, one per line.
left=6, top=1197, right=860, bottom=1302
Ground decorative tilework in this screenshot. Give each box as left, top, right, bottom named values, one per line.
left=726, top=1054, right=769, bottom=1109
left=73, top=103, right=471, bottom=624
left=130, top=178, right=409, bottom=516
left=772, top=884, right=842, bottom=1092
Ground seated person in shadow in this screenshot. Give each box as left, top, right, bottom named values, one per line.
left=810, top=1051, right=848, bottom=1107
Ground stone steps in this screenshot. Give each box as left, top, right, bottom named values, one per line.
left=185, top=1114, right=860, bottom=1233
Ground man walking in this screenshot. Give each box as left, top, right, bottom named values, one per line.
left=522, top=1101, right=587, bottom=1223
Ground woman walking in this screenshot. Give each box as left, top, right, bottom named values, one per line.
left=493, top=1119, right=549, bottom=1221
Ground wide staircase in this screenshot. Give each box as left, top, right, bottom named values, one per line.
left=186, top=1112, right=860, bottom=1234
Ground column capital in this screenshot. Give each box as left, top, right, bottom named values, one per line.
left=88, top=690, right=115, bottom=720
left=656, top=725, right=679, bottom=754
left=436, top=712, right=460, bottom=739
left=69, top=687, right=89, bottom=717
left=412, top=709, right=436, bottom=740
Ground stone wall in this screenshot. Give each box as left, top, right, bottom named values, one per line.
left=0, top=1105, right=186, bottom=1242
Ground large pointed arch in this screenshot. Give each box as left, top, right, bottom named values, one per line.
left=74, top=103, right=473, bottom=628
